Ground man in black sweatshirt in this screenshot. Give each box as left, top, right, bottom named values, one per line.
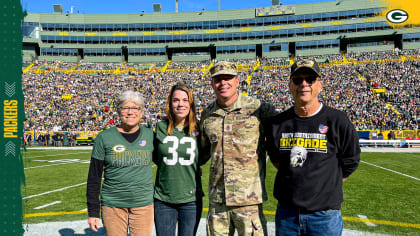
left=265, top=59, right=360, bottom=236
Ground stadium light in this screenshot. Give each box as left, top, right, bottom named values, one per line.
left=52, top=4, right=63, bottom=14
left=153, top=4, right=162, bottom=13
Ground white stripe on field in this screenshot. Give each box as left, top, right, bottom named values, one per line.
left=357, top=214, right=377, bottom=227
left=25, top=147, right=93, bottom=150
left=361, top=161, right=420, bottom=181
left=24, top=162, right=88, bottom=170
left=24, top=152, right=91, bottom=159
left=23, top=182, right=86, bottom=199
left=26, top=161, right=154, bottom=170
left=34, top=201, right=61, bottom=210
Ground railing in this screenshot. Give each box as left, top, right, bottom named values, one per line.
left=25, top=130, right=101, bottom=140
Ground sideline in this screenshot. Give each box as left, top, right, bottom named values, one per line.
left=23, top=219, right=393, bottom=236
left=342, top=217, right=420, bottom=229
left=24, top=209, right=420, bottom=230
left=361, top=147, right=420, bottom=153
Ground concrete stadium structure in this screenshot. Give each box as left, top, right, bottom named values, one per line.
left=22, top=0, right=420, bottom=63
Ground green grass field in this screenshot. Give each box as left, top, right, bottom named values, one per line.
left=22, top=148, right=420, bottom=235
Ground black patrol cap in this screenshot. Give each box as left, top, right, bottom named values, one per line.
left=290, top=59, right=321, bottom=78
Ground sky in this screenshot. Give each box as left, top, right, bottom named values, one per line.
left=22, top=0, right=334, bottom=14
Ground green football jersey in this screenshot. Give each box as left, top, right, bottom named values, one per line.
left=154, top=121, right=203, bottom=204
left=92, top=126, right=154, bottom=208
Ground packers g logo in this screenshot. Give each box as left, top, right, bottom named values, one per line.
left=113, top=145, right=126, bottom=152
left=386, top=9, right=408, bottom=24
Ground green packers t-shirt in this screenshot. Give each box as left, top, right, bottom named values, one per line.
left=92, top=126, right=154, bottom=208
left=154, top=121, right=203, bottom=204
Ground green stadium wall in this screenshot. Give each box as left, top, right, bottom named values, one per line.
left=22, top=0, right=420, bottom=63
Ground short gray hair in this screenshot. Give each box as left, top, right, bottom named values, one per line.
left=116, top=91, right=145, bottom=109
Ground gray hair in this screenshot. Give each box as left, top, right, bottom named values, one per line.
left=116, top=91, right=145, bottom=109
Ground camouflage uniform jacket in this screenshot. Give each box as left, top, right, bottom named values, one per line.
left=200, top=94, right=277, bottom=206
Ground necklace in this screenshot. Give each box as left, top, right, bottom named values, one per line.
left=176, top=124, right=184, bottom=131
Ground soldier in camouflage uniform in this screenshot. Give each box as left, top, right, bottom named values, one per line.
left=200, top=61, right=278, bottom=236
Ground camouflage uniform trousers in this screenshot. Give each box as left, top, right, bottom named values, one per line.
left=207, top=202, right=267, bottom=236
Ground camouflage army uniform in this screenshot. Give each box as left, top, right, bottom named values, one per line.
left=200, top=94, right=277, bottom=235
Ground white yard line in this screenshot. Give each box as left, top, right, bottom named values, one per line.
left=358, top=214, right=377, bottom=227
left=24, top=162, right=87, bottom=170
left=24, top=152, right=91, bottom=159
left=34, top=201, right=62, bottom=210
left=361, top=161, right=420, bottom=181
left=27, top=161, right=154, bottom=170
left=25, top=147, right=93, bottom=150
left=23, top=182, right=86, bottom=200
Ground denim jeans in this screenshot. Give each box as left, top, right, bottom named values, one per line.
left=154, top=198, right=202, bottom=236
left=275, top=203, right=343, bottom=236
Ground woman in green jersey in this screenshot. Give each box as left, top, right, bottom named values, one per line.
left=153, top=82, right=203, bottom=236
left=87, top=90, right=154, bottom=236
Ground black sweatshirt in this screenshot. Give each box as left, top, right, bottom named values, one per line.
left=264, top=105, right=360, bottom=212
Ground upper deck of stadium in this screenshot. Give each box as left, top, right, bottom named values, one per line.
left=22, top=0, right=420, bottom=62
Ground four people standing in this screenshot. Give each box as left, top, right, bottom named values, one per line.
left=86, top=60, right=360, bottom=236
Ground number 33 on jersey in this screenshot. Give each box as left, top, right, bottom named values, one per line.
left=154, top=121, right=200, bottom=168
left=162, top=136, right=196, bottom=166
left=153, top=121, right=203, bottom=203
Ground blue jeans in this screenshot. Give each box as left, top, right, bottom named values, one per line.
left=154, top=198, right=202, bottom=236
left=275, top=203, right=343, bottom=236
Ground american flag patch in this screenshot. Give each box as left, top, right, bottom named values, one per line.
left=139, top=140, right=147, bottom=146
left=319, top=124, right=328, bottom=133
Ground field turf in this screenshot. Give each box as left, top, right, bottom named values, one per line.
left=22, top=148, right=420, bottom=235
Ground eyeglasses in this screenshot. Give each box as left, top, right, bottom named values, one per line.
left=291, top=76, right=318, bottom=85
left=120, top=107, right=141, bottom=113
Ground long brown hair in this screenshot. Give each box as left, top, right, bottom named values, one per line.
left=165, top=82, right=197, bottom=135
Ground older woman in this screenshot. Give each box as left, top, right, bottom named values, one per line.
left=87, top=90, right=154, bottom=236
left=153, top=82, right=203, bottom=236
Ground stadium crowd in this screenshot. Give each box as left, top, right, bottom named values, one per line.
left=22, top=50, right=419, bottom=141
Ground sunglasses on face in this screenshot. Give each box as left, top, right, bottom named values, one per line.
left=291, top=76, right=318, bottom=85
